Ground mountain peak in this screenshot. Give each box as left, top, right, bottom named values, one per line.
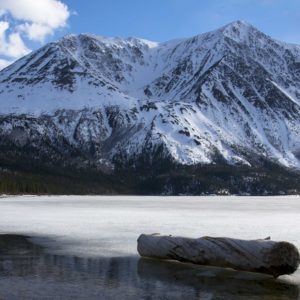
left=217, top=20, right=265, bottom=43
left=225, top=20, right=253, bottom=29
left=221, top=20, right=255, bottom=32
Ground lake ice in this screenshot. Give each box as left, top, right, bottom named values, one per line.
left=0, top=195, right=300, bottom=299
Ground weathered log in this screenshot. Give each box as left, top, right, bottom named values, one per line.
left=137, top=234, right=300, bottom=277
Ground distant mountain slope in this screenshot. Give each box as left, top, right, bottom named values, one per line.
left=0, top=21, right=300, bottom=194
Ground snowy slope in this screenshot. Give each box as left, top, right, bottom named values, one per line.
left=0, top=21, right=300, bottom=169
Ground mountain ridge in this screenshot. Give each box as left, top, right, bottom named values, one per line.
left=0, top=21, right=300, bottom=194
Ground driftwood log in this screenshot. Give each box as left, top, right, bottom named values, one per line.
left=137, top=234, right=300, bottom=277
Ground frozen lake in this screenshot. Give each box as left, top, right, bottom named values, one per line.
left=0, top=195, right=300, bottom=299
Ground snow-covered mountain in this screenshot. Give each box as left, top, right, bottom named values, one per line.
left=1, top=20, right=300, bottom=172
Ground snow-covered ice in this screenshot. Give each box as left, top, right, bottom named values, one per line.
left=0, top=195, right=300, bottom=255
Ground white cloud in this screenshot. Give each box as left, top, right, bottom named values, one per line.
left=0, top=19, right=8, bottom=33
left=17, top=23, right=53, bottom=42
left=0, top=58, right=12, bottom=69
left=5, top=32, right=30, bottom=57
left=0, top=0, right=71, bottom=70
left=0, top=0, right=70, bottom=41
left=0, top=0, right=70, bottom=27
left=0, top=21, right=30, bottom=58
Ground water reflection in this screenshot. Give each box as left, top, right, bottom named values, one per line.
left=0, top=235, right=299, bottom=300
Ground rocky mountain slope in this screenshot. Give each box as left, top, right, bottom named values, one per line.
left=0, top=21, right=300, bottom=194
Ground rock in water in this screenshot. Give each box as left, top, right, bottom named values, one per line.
left=137, top=234, right=300, bottom=277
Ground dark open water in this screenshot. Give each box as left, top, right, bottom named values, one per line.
left=0, top=234, right=299, bottom=300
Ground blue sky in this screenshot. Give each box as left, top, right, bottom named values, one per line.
left=0, top=0, right=300, bottom=69
left=62, top=0, right=300, bottom=43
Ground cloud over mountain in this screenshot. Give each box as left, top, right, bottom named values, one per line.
left=0, top=0, right=70, bottom=69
